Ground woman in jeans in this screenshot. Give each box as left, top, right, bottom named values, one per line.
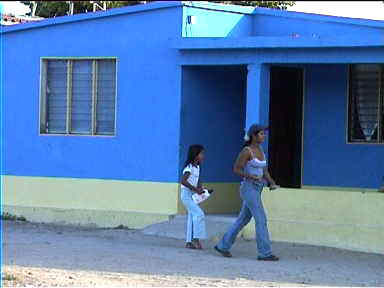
left=215, top=124, right=279, bottom=261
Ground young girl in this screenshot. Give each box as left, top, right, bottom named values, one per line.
left=180, top=144, right=207, bottom=250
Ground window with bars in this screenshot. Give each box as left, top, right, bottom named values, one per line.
left=348, top=64, right=384, bottom=143
left=40, top=58, right=117, bottom=136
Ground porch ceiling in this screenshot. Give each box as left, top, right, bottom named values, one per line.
left=171, top=35, right=384, bottom=50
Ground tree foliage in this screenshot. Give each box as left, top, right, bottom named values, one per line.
left=21, top=1, right=146, bottom=18
left=21, top=1, right=295, bottom=18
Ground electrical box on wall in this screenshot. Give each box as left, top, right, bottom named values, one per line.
left=187, top=15, right=197, bottom=24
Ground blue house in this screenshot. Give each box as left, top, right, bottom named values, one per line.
left=2, top=1, right=383, bottom=253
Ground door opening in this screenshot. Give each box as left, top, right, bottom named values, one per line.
left=268, top=66, right=304, bottom=188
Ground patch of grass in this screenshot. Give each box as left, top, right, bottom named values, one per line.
left=1, top=212, right=26, bottom=221
left=2, top=273, right=17, bottom=281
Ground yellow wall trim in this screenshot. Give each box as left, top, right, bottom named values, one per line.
left=178, top=182, right=242, bottom=214
left=3, top=205, right=171, bottom=229
left=2, top=176, right=242, bottom=228
left=3, top=175, right=179, bottom=214
left=242, top=187, right=384, bottom=254
left=302, top=185, right=380, bottom=193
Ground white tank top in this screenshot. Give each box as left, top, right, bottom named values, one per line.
left=244, top=146, right=267, bottom=177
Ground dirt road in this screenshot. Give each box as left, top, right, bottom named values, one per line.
left=2, top=220, right=384, bottom=287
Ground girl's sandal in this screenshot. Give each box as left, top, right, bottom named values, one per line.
left=192, top=239, right=203, bottom=250
left=185, top=242, right=196, bottom=249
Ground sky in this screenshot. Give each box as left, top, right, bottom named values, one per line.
left=0, top=1, right=31, bottom=16
left=286, top=1, right=384, bottom=21
left=1, top=1, right=384, bottom=20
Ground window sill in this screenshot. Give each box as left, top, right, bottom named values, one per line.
left=346, top=141, right=384, bottom=145
left=38, top=133, right=116, bottom=138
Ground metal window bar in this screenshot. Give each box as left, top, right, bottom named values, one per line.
left=92, top=60, right=98, bottom=135
left=379, top=65, right=383, bottom=142
left=69, top=60, right=93, bottom=135
left=46, top=60, right=68, bottom=134
left=96, top=59, right=116, bottom=135
left=66, top=60, right=73, bottom=134
left=349, top=65, right=362, bottom=142
left=40, top=60, right=48, bottom=133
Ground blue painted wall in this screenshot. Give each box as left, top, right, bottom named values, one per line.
left=303, top=64, right=384, bottom=189
left=3, top=7, right=183, bottom=182
left=3, top=2, right=384, bottom=189
left=182, top=6, right=252, bottom=38
left=181, top=4, right=384, bottom=39
left=0, top=7, right=3, bottom=176
left=180, top=66, right=246, bottom=182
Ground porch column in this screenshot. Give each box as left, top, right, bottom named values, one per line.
left=246, top=63, right=270, bottom=129
left=246, top=63, right=271, bottom=151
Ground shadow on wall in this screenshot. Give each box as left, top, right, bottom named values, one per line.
left=179, top=65, right=247, bottom=184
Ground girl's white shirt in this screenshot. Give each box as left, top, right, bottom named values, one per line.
left=181, top=164, right=200, bottom=189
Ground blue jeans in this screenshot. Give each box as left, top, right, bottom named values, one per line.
left=180, top=188, right=206, bottom=242
left=217, top=180, right=272, bottom=257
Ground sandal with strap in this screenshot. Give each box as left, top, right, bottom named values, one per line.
left=192, top=239, right=203, bottom=250
left=257, top=255, right=279, bottom=261
left=214, top=245, right=232, bottom=258
left=185, top=242, right=196, bottom=249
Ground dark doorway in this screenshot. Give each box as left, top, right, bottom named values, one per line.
left=268, top=66, right=304, bottom=188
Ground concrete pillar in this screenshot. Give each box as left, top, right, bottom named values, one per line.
left=246, top=63, right=270, bottom=151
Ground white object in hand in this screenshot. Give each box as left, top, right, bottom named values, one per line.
left=192, top=189, right=213, bottom=204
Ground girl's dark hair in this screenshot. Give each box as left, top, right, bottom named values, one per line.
left=243, top=124, right=267, bottom=148
left=184, top=144, right=204, bottom=168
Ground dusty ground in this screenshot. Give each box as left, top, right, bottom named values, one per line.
left=2, top=220, right=384, bottom=287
